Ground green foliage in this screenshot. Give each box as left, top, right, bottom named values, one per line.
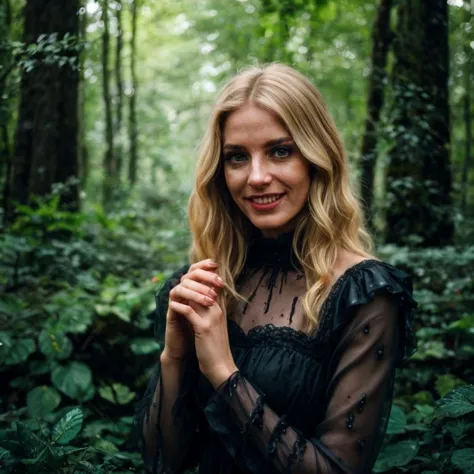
left=0, top=193, right=189, bottom=472
left=375, top=385, right=474, bottom=473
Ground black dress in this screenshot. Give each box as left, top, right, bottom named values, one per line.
left=133, top=232, right=418, bottom=474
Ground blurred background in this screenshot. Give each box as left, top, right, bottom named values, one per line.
left=0, top=0, right=473, bottom=473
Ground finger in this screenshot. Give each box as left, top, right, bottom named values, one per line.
left=170, top=284, right=216, bottom=307
left=182, top=268, right=225, bottom=288
left=180, top=278, right=219, bottom=299
left=188, top=259, right=218, bottom=273
left=169, top=301, right=205, bottom=328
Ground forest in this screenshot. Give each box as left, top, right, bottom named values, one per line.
left=0, top=0, right=473, bottom=472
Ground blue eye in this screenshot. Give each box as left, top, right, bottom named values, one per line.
left=224, top=153, right=248, bottom=163
left=272, top=146, right=293, bottom=159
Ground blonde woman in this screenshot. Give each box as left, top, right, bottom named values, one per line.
left=133, top=64, right=417, bottom=474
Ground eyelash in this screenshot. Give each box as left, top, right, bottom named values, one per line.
left=223, top=146, right=294, bottom=164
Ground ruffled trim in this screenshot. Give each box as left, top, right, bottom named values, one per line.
left=325, top=259, right=418, bottom=363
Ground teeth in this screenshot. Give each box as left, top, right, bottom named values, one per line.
left=251, top=194, right=282, bottom=204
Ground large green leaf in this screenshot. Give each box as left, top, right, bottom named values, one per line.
left=374, top=440, right=419, bottom=472
left=51, top=361, right=93, bottom=401
left=39, top=329, right=73, bottom=360
left=4, top=338, right=35, bottom=366
left=52, top=408, right=83, bottom=445
left=452, top=449, right=474, bottom=474
left=436, top=385, right=474, bottom=419
left=98, top=383, right=135, bottom=405
left=27, top=386, right=61, bottom=417
left=386, top=405, right=406, bottom=435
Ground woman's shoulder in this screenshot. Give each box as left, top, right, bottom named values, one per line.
left=328, top=251, right=416, bottom=306
left=325, top=251, right=418, bottom=361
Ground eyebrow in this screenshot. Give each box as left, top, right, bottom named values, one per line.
left=222, top=137, right=293, bottom=150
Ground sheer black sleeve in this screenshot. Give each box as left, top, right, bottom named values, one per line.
left=203, top=277, right=417, bottom=474
left=133, top=265, right=200, bottom=474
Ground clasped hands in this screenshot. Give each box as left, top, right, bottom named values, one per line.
left=162, top=259, right=238, bottom=389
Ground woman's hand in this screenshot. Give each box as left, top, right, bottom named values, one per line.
left=161, top=259, right=224, bottom=363
left=169, top=284, right=238, bottom=389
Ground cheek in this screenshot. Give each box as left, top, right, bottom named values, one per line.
left=224, top=168, right=243, bottom=197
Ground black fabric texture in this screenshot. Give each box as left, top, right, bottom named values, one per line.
left=133, top=234, right=418, bottom=474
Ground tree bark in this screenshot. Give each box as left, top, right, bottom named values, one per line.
left=115, top=0, right=124, bottom=180
left=359, top=0, right=393, bottom=231
left=1, top=0, right=12, bottom=220
left=128, top=0, right=138, bottom=185
left=102, top=0, right=115, bottom=204
left=385, top=0, right=453, bottom=246
left=9, top=0, right=80, bottom=215
left=78, top=2, right=88, bottom=190
left=461, top=1, right=472, bottom=215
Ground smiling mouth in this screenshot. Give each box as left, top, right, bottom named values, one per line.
left=246, top=193, right=285, bottom=204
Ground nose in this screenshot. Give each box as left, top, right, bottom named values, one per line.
left=247, top=156, right=272, bottom=188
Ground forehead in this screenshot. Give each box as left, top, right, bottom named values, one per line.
left=223, top=104, right=289, bottom=145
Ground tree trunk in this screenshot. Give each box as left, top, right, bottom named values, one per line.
left=385, top=0, right=453, bottom=246
left=78, top=2, right=88, bottom=190
left=461, top=2, right=472, bottom=215
left=102, top=0, right=115, bottom=204
left=359, top=0, right=393, bottom=231
left=1, top=0, right=12, bottom=221
left=128, top=0, right=138, bottom=185
left=9, top=0, right=80, bottom=215
left=115, top=0, right=124, bottom=180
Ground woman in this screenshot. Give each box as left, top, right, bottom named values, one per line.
left=133, top=63, right=417, bottom=474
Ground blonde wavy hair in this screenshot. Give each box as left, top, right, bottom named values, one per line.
left=187, top=63, right=376, bottom=333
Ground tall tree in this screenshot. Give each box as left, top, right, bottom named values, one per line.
left=359, top=0, right=393, bottom=231
left=8, top=0, right=80, bottom=215
left=115, top=0, right=124, bottom=180
left=461, top=1, right=473, bottom=215
left=128, top=0, right=138, bottom=185
left=385, top=0, right=453, bottom=246
left=0, top=0, right=12, bottom=216
left=102, top=0, right=115, bottom=203
left=78, top=2, right=89, bottom=189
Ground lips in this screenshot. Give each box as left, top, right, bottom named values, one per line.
left=246, top=193, right=286, bottom=211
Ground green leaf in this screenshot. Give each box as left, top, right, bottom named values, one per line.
left=95, top=304, right=130, bottom=322
left=452, top=448, right=474, bottom=474
left=435, top=374, right=466, bottom=398
left=52, top=408, right=83, bottom=444
left=130, top=338, right=161, bottom=355
left=51, top=362, right=93, bottom=401
left=98, top=383, right=135, bottom=405
left=386, top=405, right=406, bottom=435
left=4, top=338, right=35, bottom=366
left=93, top=438, right=119, bottom=454
left=15, top=422, right=47, bottom=458
left=0, top=447, right=15, bottom=468
left=374, top=440, right=418, bottom=472
left=39, top=330, right=73, bottom=360
left=436, top=385, right=474, bottom=418
left=27, top=386, right=61, bottom=417
left=29, top=360, right=51, bottom=375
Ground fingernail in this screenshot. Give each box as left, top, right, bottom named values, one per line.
left=208, top=260, right=218, bottom=267
left=209, top=288, right=218, bottom=299
left=216, top=275, right=224, bottom=286
left=204, top=296, right=215, bottom=305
